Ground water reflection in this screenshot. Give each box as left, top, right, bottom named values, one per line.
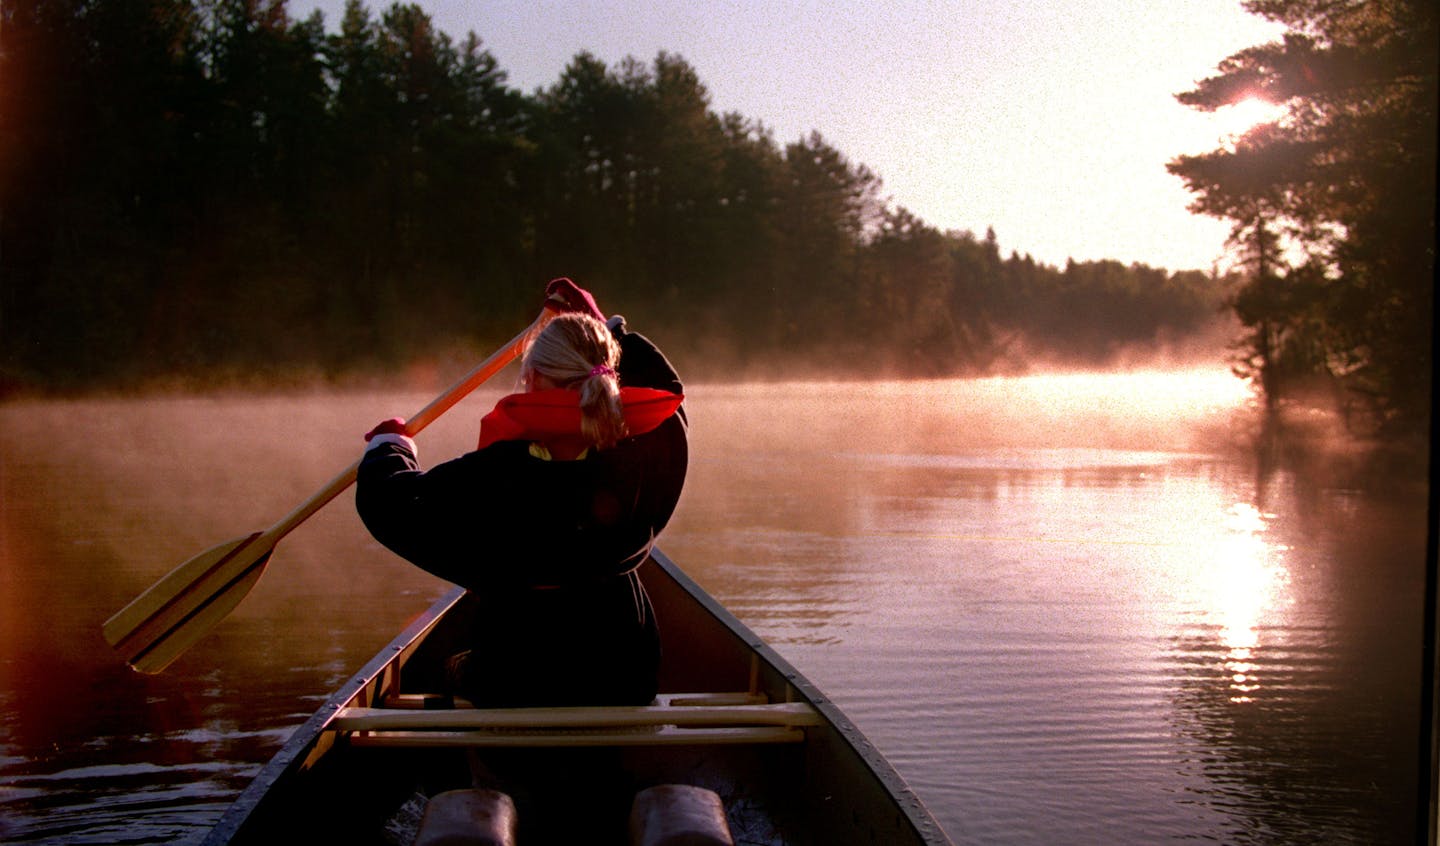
left=673, top=377, right=1424, bottom=845
left=1205, top=503, right=1289, bottom=703
left=1163, top=454, right=1424, bottom=845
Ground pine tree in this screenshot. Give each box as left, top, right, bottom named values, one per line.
left=1169, top=0, right=1437, bottom=433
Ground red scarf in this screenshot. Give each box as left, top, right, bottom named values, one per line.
left=477, top=387, right=683, bottom=451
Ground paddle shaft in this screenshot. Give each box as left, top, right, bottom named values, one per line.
left=255, top=313, right=545, bottom=550
left=105, top=310, right=548, bottom=671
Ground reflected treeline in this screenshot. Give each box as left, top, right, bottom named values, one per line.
left=3, top=0, right=1229, bottom=395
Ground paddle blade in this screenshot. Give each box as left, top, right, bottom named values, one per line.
left=104, top=533, right=275, bottom=673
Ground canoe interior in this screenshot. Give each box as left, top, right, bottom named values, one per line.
left=209, top=550, right=950, bottom=845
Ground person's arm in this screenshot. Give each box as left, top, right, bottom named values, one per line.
left=356, top=431, right=508, bottom=590
left=356, top=435, right=448, bottom=578
left=610, top=315, right=685, bottom=403
left=609, top=315, right=689, bottom=543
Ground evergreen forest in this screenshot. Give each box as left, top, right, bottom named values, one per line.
left=2, top=0, right=1433, bottom=439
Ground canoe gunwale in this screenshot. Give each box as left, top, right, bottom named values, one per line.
left=646, top=549, right=952, bottom=846
left=201, top=585, right=468, bottom=845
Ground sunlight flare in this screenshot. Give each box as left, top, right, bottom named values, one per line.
left=1213, top=95, right=1286, bottom=141
left=1206, top=503, right=1290, bottom=703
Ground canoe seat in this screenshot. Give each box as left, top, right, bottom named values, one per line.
left=335, top=692, right=820, bottom=748
left=630, top=784, right=734, bottom=846
left=413, top=788, right=517, bottom=846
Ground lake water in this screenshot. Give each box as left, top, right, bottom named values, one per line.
left=0, top=371, right=1430, bottom=844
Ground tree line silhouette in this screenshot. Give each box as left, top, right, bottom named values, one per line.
left=0, top=0, right=1226, bottom=388
left=1169, top=0, right=1435, bottom=437
left=2, top=1, right=1430, bottom=438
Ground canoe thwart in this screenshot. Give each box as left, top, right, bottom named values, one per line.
left=331, top=701, right=822, bottom=732
left=331, top=695, right=820, bottom=748
left=376, top=691, right=770, bottom=710
left=344, top=725, right=808, bottom=748
left=381, top=693, right=456, bottom=710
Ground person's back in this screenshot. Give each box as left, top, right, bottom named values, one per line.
left=356, top=279, right=687, bottom=706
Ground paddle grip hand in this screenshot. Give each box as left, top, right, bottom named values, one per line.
left=365, top=417, right=408, bottom=442
left=544, top=278, right=604, bottom=322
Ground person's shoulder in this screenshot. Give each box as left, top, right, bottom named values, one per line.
left=433, top=440, right=547, bottom=489
left=464, top=440, right=533, bottom=463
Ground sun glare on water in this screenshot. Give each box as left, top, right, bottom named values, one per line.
left=1170, top=501, right=1293, bottom=705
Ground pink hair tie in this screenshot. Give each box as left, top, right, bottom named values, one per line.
left=589, top=364, right=617, bottom=379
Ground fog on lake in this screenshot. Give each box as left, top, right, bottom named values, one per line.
left=0, top=369, right=1428, bottom=844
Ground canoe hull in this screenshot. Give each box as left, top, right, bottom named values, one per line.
left=204, top=550, right=951, bottom=845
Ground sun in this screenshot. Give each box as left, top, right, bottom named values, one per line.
left=1213, top=96, right=1286, bottom=140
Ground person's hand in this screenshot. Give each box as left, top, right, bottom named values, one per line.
left=364, top=417, right=408, bottom=442
left=544, top=277, right=604, bottom=322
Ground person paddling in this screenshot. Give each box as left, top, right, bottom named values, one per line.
left=356, top=278, right=687, bottom=707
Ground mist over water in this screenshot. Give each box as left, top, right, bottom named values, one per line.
left=691, top=367, right=1253, bottom=452
left=0, top=368, right=1426, bottom=844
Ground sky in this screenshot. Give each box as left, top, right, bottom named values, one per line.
left=296, top=0, right=1287, bottom=272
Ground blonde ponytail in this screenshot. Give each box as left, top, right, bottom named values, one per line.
left=578, top=365, right=626, bottom=449
left=522, top=313, right=628, bottom=449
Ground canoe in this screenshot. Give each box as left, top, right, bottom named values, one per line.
left=202, top=549, right=953, bottom=845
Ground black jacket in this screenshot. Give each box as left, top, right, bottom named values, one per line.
left=355, top=320, right=686, bottom=706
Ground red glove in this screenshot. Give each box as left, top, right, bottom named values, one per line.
left=364, top=417, right=408, bottom=442
left=544, top=277, right=604, bottom=322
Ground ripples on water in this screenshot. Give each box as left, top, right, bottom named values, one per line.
left=0, top=370, right=1428, bottom=844
left=662, top=373, right=1425, bottom=845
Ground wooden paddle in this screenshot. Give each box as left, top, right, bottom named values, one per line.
left=104, top=309, right=553, bottom=674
